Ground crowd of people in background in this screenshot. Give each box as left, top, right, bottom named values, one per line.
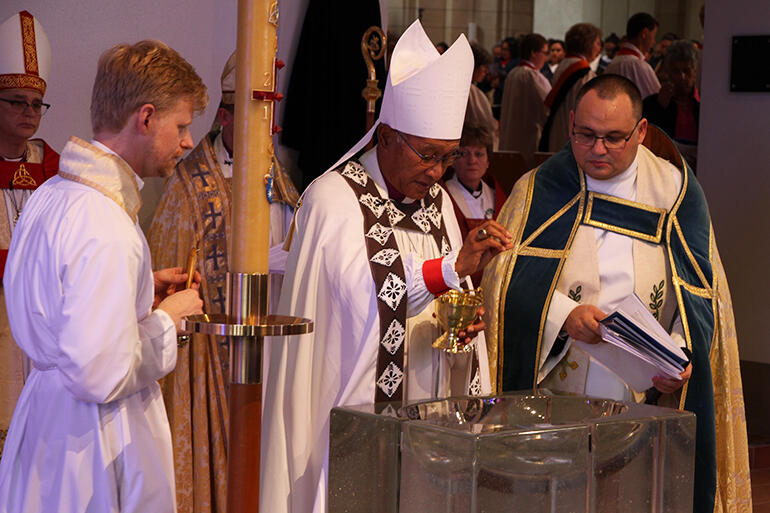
left=443, top=8, right=704, bottom=180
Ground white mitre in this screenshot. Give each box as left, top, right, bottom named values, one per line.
left=221, top=51, right=236, bottom=105
left=328, top=19, right=473, bottom=171
left=0, top=10, right=51, bottom=95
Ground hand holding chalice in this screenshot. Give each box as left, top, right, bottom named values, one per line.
left=432, top=289, right=483, bottom=353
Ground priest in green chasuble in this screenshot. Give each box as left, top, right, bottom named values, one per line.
left=481, top=74, right=751, bottom=512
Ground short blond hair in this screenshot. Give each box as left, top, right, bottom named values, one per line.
left=91, top=40, right=208, bottom=133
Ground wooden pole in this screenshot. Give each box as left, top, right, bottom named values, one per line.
left=228, top=0, right=278, bottom=512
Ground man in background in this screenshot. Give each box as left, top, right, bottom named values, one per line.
left=604, top=12, right=661, bottom=98
left=0, top=10, right=58, bottom=459
left=500, top=33, right=552, bottom=167
left=540, top=22, right=602, bottom=152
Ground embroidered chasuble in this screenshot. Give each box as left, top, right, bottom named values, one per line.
left=261, top=147, right=491, bottom=513
left=148, top=130, right=298, bottom=513
left=481, top=139, right=751, bottom=513
left=0, top=138, right=58, bottom=458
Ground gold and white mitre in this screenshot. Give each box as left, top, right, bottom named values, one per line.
left=328, top=19, right=474, bottom=170
left=0, top=10, right=51, bottom=95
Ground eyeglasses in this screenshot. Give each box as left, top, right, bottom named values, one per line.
left=396, top=131, right=462, bottom=168
left=572, top=118, right=642, bottom=150
left=0, top=97, right=51, bottom=116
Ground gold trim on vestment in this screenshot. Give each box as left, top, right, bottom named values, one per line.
left=520, top=193, right=582, bottom=248
left=19, top=13, right=39, bottom=76
left=0, top=74, right=46, bottom=94
left=676, top=278, right=712, bottom=298
left=664, top=164, right=693, bottom=410
left=57, top=137, right=142, bottom=223
left=517, top=247, right=567, bottom=258
left=533, top=172, right=586, bottom=389
left=584, top=192, right=666, bottom=243
left=672, top=217, right=713, bottom=293
left=496, top=171, right=538, bottom=391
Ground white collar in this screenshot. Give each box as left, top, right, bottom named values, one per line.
left=91, top=139, right=144, bottom=191
left=213, top=132, right=233, bottom=178
left=360, top=146, right=419, bottom=204
left=620, top=42, right=645, bottom=59
left=585, top=150, right=639, bottom=200
left=57, top=136, right=143, bottom=222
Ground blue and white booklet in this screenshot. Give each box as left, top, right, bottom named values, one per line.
left=574, top=293, right=687, bottom=392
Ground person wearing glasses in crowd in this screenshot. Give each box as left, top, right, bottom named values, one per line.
left=443, top=124, right=506, bottom=286
left=0, top=11, right=58, bottom=459
left=262, top=20, right=512, bottom=513
left=481, top=74, right=750, bottom=513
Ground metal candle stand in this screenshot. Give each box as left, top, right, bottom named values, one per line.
left=181, top=272, right=312, bottom=513
left=182, top=272, right=313, bottom=384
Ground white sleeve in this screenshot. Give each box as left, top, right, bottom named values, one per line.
left=56, top=219, right=177, bottom=404
left=403, top=250, right=462, bottom=318
left=538, top=289, right=579, bottom=382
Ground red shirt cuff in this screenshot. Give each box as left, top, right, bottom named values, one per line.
left=423, top=257, right=449, bottom=296
left=0, top=249, right=7, bottom=281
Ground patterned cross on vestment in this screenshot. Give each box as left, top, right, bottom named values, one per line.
left=211, top=285, right=226, bottom=315
left=191, top=167, right=211, bottom=188
left=203, top=201, right=223, bottom=229
left=206, top=243, right=226, bottom=271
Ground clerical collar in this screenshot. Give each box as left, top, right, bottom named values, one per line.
left=458, top=176, right=483, bottom=198
left=618, top=42, right=644, bottom=60
left=360, top=146, right=409, bottom=202
left=585, top=151, right=639, bottom=201
left=214, top=132, right=234, bottom=178
left=382, top=174, right=406, bottom=202
left=91, top=139, right=144, bottom=191
left=0, top=148, right=27, bottom=162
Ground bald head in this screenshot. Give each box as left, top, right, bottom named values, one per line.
left=575, top=74, right=643, bottom=120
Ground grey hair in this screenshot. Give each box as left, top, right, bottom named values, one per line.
left=663, top=40, right=699, bottom=71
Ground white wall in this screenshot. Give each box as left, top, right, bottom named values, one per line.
left=533, top=0, right=583, bottom=40
left=2, top=0, right=309, bottom=229
left=698, top=1, right=770, bottom=363
left=3, top=1, right=235, bottom=151
left=534, top=0, right=662, bottom=41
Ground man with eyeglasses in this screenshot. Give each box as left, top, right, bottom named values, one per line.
left=482, top=74, right=749, bottom=512
left=262, top=20, right=512, bottom=513
left=0, top=10, right=59, bottom=460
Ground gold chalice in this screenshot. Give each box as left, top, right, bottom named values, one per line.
left=432, top=289, right=483, bottom=354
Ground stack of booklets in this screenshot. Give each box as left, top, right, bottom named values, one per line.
left=574, top=294, right=688, bottom=392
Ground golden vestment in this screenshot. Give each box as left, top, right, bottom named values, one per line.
left=148, top=131, right=298, bottom=513
left=481, top=139, right=751, bottom=513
